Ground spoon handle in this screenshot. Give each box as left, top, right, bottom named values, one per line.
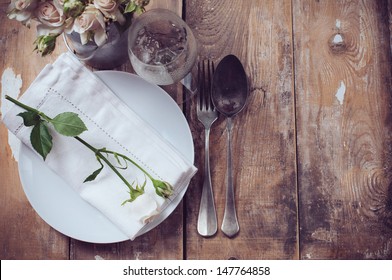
left=221, top=117, right=240, bottom=237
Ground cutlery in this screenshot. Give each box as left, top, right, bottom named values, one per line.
left=197, top=60, right=218, bottom=237
left=212, top=55, right=249, bottom=237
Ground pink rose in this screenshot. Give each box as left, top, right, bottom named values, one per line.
left=94, top=0, right=125, bottom=25
left=73, top=4, right=107, bottom=46
left=15, top=0, right=34, bottom=10
left=6, top=0, right=38, bottom=27
left=94, top=0, right=117, bottom=13
left=36, top=1, right=65, bottom=28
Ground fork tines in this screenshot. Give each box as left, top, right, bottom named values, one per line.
left=197, top=60, right=215, bottom=111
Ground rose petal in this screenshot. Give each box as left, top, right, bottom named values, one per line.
left=80, top=32, right=89, bottom=45
left=94, top=28, right=107, bottom=46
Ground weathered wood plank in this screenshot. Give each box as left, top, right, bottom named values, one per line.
left=0, top=5, right=69, bottom=259
left=185, top=0, right=298, bottom=259
left=293, top=0, right=392, bottom=259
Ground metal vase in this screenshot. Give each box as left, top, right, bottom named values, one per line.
left=64, top=21, right=130, bottom=70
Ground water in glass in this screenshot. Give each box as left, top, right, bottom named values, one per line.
left=128, top=9, right=197, bottom=85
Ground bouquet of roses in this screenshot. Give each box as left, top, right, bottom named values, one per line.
left=7, top=0, right=149, bottom=56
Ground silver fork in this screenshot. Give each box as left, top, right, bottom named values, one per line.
left=197, top=60, right=218, bottom=237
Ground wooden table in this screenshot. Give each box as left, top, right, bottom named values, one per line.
left=1, top=0, right=392, bottom=260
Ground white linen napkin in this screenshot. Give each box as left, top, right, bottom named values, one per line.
left=2, top=52, right=197, bottom=240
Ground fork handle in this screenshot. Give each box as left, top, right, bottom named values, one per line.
left=197, top=127, right=218, bottom=237
left=221, top=117, right=240, bottom=237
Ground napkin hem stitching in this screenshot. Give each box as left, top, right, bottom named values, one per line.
left=48, top=88, right=163, bottom=181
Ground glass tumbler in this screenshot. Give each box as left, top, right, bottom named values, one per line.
left=128, top=9, right=198, bottom=89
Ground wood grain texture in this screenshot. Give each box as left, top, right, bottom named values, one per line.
left=185, top=0, right=298, bottom=259
left=293, top=0, right=392, bottom=259
left=0, top=4, right=69, bottom=259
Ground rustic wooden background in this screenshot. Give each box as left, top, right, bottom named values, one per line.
left=1, top=0, right=392, bottom=259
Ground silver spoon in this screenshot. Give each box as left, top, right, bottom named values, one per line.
left=212, top=55, right=249, bottom=237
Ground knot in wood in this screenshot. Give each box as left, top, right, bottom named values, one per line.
left=328, top=33, right=346, bottom=54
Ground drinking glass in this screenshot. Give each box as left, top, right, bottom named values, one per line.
left=128, top=9, right=198, bottom=93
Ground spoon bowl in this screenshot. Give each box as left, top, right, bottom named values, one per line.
left=212, top=55, right=249, bottom=237
left=212, top=55, right=249, bottom=117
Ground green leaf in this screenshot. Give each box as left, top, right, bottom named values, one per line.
left=50, top=112, right=87, bottom=137
left=135, top=6, right=144, bottom=14
left=83, top=158, right=104, bottom=183
left=30, top=122, right=53, bottom=160
left=34, top=34, right=58, bottom=56
left=17, top=111, right=40, bottom=127
left=124, top=2, right=137, bottom=13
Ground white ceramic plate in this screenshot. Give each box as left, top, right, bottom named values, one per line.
left=18, top=71, right=194, bottom=243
